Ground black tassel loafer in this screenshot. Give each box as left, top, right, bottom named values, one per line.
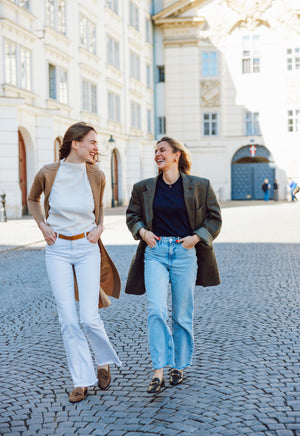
left=147, top=377, right=165, bottom=394
left=170, top=369, right=183, bottom=386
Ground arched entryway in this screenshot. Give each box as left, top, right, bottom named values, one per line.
left=18, top=131, right=28, bottom=215
left=231, top=145, right=275, bottom=200
left=54, top=137, right=62, bottom=162
left=111, top=148, right=119, bottom=207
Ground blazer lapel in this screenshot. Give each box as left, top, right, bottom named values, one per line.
left=181, top=172, right=195, bottom=229
left=143, top=176, right=158, bottom=231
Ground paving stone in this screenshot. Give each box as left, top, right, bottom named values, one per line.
left=1, top=240, right=300, bottom=433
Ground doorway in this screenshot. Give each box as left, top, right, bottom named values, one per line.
left=231, top=145, right=275, bottom=200
left=111, top=149, right=119, bottom=207
left=18, top=131, right=28, bottom=215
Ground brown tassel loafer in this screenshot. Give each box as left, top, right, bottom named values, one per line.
left=170, top=369, right=183, bottom=386
left=69, top=387, right=87, bottom=403
left=97, top=365, right=111, bottom=390
left=147, top=377, right=165, bottom=394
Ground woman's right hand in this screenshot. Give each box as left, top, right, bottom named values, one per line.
left=39, top=222, right=57, bottom=245
left=139, top=228, right=160, bottom=248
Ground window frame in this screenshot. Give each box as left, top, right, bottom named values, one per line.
left=202, top=51, right=218, bottom=76
left=48, top=63, right=68, bottom=104
left=46, top=0, right=66, bottom=35
left=80, top=13, right=96, bottom=55
left=242, top=35, right=260, bottom=74
left=245, top=111, right=261, bottom=136
left=202, top=112, right=218, bottom=136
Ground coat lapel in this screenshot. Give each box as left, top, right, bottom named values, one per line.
left=86, top=164, right=99, bottom=222
left=181, top=172, right=195, bottom=229
left=143, top=176, right=158, bottom=231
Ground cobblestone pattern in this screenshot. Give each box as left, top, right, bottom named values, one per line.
left=0, top=243, right=300, bottom=435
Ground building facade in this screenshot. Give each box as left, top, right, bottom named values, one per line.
left=0, top=0, right=155, bottom=218
left=153, top=0, right=300, bottom=200
left=1, top=0, right=300, bottom=218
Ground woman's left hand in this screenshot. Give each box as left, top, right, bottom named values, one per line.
left=87, top=225, right=105, bottom=244
left=177, top=234, right=200, bottom=249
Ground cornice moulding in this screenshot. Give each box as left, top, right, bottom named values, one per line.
left=153, top=0, right=205, bottom=21
left=155, top=16, right=205, bottom=26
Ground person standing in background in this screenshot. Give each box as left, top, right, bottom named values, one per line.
left=262, top=178, right=271, bottom=201
left=273, top=179, right=279, bottom=201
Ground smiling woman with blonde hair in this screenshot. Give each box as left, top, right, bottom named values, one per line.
left=126, top=136, right=222, bottom=393
left=27, top=122, right=121, bottom=403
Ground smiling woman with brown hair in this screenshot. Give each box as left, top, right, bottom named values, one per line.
left=126, top=136, right=222, bottom=393
left=27, top=122, right=121, bottom=403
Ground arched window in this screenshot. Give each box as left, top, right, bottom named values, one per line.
left=54, top=137, right=62, bottom=162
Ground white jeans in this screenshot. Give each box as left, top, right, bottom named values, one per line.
left=45, top=236, right=121, bottom=387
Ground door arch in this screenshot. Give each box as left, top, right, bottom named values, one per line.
left=111, top=148, right=119, bottom=207
left=231, top=145, right=275, bottom=200
left=54, top=137, right=62, bottom=162
left=18, top=131, right=28, bottom=215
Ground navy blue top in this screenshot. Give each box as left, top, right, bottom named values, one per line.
left=152, top=174, right=192, bottom=237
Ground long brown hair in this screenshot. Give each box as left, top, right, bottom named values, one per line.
left=59, top=122, right=99, bottom=163
left=157, top=136, right=191, bottom=175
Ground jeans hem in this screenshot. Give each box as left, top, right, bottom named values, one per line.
left=96, top=360, right=122, bottom=367
left=73, top=378, right=98, bottom=387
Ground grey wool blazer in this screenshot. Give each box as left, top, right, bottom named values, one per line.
left=125, top=172, right=222, bottom=295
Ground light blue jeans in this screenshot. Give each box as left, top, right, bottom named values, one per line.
left=46, top=235, right=121, bottom=387
left=144, top=237, right=198, bottom=370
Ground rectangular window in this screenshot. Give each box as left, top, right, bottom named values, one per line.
left=5, top=40, right=17, bottom=86
left=147, top=109, right=152, bottom=133
left=20, top=46, right=31, bottom=90
left=46, top=0, right=66, bottom=35
left=107, top=36, right=120, bottom=69
left=245, top=112, right=261, bottom=135
left=106, top=0, right=118, bottom=14
left=108, top=92, right=121, bottom=122
left=80, top=14, right=96, bottom=54
left=203, top=112, right=218, bottom=136
left=202, top=52, right=217, bottom=76
left=131, top=101, right=141, bottom=129
left=5, top=40, right=32, bottom=90
left=287, top=48, right=300, bottom=71
left=242, top=35, right=260, bottom=74
left=146, top=64, right=151, bottom=88
left=129, top=1, right=139, bottom=31
left=158, top=116, right=166, bottom=135
left=82, top=79, right=97, bottom=114
left=49, top=63, right=68, bottom=104
left=145, top=19, right=151, bottom=43
left=130, top=50, right=140, bottom=80
left=157, top=66, right=165, bottom=82
left=49, top=64, right=57, bottom=99
left=287, top=109, right=300, bottom=132
left=11, top=0, right=30, bottom=9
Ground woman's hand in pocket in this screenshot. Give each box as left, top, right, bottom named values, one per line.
left=87, top=225, right=104, bottom=244
left=177, top=234, right=199, bottom=249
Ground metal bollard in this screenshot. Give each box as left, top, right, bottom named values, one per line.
left=0, top=194, right=7, bottom=222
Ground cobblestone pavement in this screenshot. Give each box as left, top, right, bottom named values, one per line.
left=1, top=207, right=300, bottom=435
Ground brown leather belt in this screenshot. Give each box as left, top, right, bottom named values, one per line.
left=55, top=232, right=89, bottom=241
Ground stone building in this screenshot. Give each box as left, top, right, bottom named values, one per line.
left=0, top=0, right=155, bottom=218
left=153, top=0, right=300, bottom=200
left=1, top=0, right=300, bottom=218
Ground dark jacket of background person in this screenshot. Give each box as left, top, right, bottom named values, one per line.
left=27, top=162, right=120, bottom=308
left=125, top=172, right=222, bottom=295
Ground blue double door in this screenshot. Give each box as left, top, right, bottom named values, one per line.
left=231, top=163, right=275, bottom=200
